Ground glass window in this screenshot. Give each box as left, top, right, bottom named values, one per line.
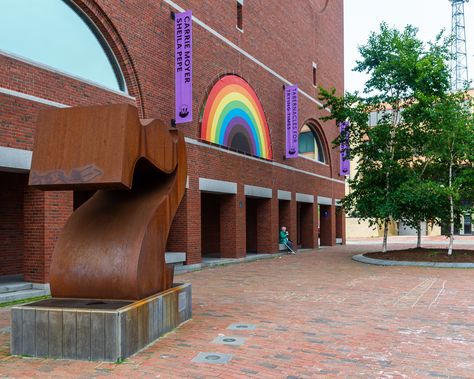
left=312, top=63, right=317, bottom=86
left=0, top=0, right=126, bottom=92
left=298, top=124, right=325, bottom=163
left=237, top=1, right=243, bottom=30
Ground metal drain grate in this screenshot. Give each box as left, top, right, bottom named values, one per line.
left=192, top=352, right=232, bottom=364
left=212, top=335, right=246, bottom=346
left=227, top=323, right=256, bottom=330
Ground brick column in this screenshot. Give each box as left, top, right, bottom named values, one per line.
left=289, top=197, right=297, bottom=248
left=184, top=183, right=201, bottom=265
left=330, top=203, right=337, bottom=246
left=314, top=200, right=320, bottom=249
left=256, top=197, right=278, bottom=253
left=342, top=209, right=346, bottom=245
left=166, top=192, right=188, bottom=253
left=336, top=206, right=346, bottom=244
left=23, top=188, right=72, bottom=284
left=220, top=190, right=246, bottom=258
left=278, top=199, right=294, bottom=245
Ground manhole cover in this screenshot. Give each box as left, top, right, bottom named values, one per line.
left=192, top=352, right=232, bottom=364
left=205, top=355, right=221, bottom=360
left=212, top=335, right=246, bottom=346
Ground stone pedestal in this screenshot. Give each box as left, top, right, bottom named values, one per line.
left=11, top=283, right=191, bottom=361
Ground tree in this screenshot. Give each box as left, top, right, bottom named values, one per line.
left=392, top=179, right=448, bottom=248
left=319, top=23, right=451, bottom=253
left=421, top=91, right=474, bottom=254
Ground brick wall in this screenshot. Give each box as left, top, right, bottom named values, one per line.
left=0, top=0, right=344, bottom=280
left=165, top=191, right=188, bottom=252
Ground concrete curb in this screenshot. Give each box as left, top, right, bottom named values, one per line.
left=176, top=249, right=315, bottom=275
left=176, top=252, right=286, bottom=274
left=352, top=254, right=474, bottom=268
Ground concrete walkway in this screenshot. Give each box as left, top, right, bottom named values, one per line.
left=1, top=242, right=474, bottom=378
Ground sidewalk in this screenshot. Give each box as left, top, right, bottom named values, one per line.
left=1, top=243, right=473, bottom=378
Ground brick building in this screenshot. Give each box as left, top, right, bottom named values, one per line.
left=0, top=0, right=345, bottom=287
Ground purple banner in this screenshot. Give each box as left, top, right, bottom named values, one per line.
left=285, top=85, right=298, bottom=158
left=175, top=10, right=192, bottom=124
left=339, top=121, right=350, bottom=176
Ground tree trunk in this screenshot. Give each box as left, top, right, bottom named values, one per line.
left=417, top=223, right=422, bottom=249
left=382, top=219, right=389, bottom=253
left=448, top=152, right=454, bottom=256
left=382, top=108, right=399, bottom=254
left=448, top=197, right=454, bottom=255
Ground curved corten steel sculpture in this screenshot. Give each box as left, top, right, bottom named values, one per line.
left=29, top=104, right=187, bottom=300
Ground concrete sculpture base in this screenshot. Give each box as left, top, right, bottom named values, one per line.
left=11, top=283, right=191, bottom=361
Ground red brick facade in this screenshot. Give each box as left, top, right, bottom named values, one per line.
left=0, top=0, right=345, bottom=283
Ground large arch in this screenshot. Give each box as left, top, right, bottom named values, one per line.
left=0, top=0, right=145, bottom=117
left=72, top=0, right=145, bottom=116
left=199, top=74, right=273, bottom=160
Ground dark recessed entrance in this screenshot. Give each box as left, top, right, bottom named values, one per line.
left=297, top=202, right=314, bottom=248
left=319, top=204, right=332, bottom=246
left=201, top=193, right=221, bottom=258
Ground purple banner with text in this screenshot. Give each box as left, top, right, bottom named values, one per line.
left=339, top=121, right=350, bottom=176
left=175, top=10, right=192, bottom=124
left=285, top=85, right=298, bottom=158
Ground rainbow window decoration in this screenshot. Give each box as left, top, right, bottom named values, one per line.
left=200, top=75, right=272, bottom=160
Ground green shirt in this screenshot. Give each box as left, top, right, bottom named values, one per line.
left=279, top=230, right=288, bottom=244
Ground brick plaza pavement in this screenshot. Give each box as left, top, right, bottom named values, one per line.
left=1, top=242, right=474, bottom=378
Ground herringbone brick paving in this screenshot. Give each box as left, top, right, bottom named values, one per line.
left=1, top=242, right=473, bottom=378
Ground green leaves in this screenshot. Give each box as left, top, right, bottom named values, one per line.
left=319, top=23, right=472, bottom=251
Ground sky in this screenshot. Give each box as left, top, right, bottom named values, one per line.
left=344, top=0, right=474, bottom=92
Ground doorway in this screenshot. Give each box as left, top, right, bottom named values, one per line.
left=201, top=193, right=221, bottom=257
left=297, top=201, right=314, bottom=248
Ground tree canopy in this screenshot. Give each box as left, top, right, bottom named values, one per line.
left=320, top=23, right=473, bottom=253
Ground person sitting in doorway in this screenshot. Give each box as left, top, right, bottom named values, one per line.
left=279, top=226, right=296, bottom=254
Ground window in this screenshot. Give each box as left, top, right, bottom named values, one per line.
left=0, top=0, right=126, bottom=92
left=237, top=0, right=243, bottom=31
left=298, top=124, right=325, bottom=163
left=312, top=62, right=318, bottom=87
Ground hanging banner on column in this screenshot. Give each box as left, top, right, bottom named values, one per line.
left=175, top=10, right=193, bottom=124
left=285, top=85, right=298, bottom=159
left=339, top=121, right=350, bottom=176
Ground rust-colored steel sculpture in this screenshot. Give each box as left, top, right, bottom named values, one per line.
left=29, top=104, right=187, bottom=300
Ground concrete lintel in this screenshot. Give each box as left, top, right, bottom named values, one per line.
left=277, top=190, right=291, bottom=201
left=199, top=178, right=237, bottom=194
left=0, top=146, right=32, bottom=172
left=244, top=185, right=272, bottom=199
left=165, top=252, right=186, bottom=264
left=296, top=193, right=314, bottom=203
left=318, top=196, right=333, bottom=205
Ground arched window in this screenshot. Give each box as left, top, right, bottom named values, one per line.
left=0, top=0, right=126, bottom=92
left=299, top=124, right=326, bottom=163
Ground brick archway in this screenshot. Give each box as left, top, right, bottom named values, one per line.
left=71, top=0, right=145, bottom=117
